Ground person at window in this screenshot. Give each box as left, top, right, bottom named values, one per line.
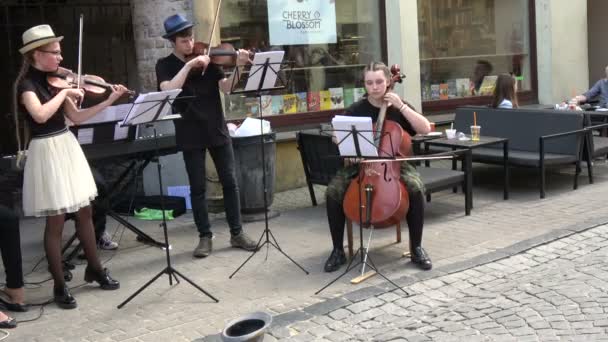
left=13, top=24, right=122, bottom=309
left=155, top=14, right=258, bottom=258
left=472, top=60, right=493, bottom=95
left=573, top=65, right=608, bottom=107
left=323, top=61, right=433, bottom=273
left=0, top=205, right=26, bottom=329
left=491, top=74, right=518, bottom=109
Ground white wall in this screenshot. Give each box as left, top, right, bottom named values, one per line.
left=386, top=0, right=422, bottom=112
left=536, top=0, right=589, bottom=104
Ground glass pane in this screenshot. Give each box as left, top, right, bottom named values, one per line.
left=219, top=0, right=383, bottom=119
left=418, top=0, right=531, bottom=101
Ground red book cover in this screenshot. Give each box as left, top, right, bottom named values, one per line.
left=307, top=91, right=320, bottom=111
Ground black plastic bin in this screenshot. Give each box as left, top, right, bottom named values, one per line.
left=232, top=133, right=279, bottom=222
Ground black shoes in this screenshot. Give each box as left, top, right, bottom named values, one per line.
left=53, top=267, right=118, bottom=309
left=84, top=267, right=120, bottom=290
left=324, top=248, right=347, bottom=272
left=54, top=286, right=77, bottom=310
left=411, top=246, right=432, bottom=270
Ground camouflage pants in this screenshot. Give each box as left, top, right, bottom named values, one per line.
left=326, top=162, right=425, bottom=202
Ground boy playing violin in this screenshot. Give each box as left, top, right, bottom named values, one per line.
left=324, top=62, right=433, bottom=272
left=155, top=14, right=257, bottom=258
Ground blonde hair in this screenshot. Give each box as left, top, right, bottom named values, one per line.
left=12, top=53, right=34, bottom=152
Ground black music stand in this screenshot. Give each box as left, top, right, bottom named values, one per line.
left=117, top=90, right=218, bottom=308
left=315, top=125, right=408, bottom=295
left=227, top=52, right=309, bottom=278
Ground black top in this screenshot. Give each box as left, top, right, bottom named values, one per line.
left=17, top=67, right=67, bottom=137
left=155, top=53, right=229, bottom=149
left=344, top=98, right=417, bottom=136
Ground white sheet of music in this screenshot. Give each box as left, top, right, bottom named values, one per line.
left=244, top=51, right=285, bottom=91
left=122, top=89, right=182, bottom=126
left=113, top=123, right=130, bottom=140
left=331, top=115, right=378, bottom=157
left=81, top=103, right=132, bottom=124
left=77, top=128, right=94, bottom=145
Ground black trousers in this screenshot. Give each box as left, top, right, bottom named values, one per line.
left=0, top=205, right=24, bottom=289
left=326, top=190, right=425, bottom=251
left=182, top=144, right=243, bottom=238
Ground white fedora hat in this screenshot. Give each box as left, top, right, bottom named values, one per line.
left=19, top=25, right=64, bottom=55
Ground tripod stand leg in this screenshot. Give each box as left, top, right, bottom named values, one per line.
left=315, top=248, right=362, bottom=295
left=117, top=267, right=168, bottom=309
left=363, top=254, right=409, bottom=296
left=171, top=268, right=219, bottom=302
left=269, top=241, right=310, bottom=274
left=229, top=240, right=270, bottom=279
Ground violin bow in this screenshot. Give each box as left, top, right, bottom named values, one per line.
left=76, top=14, right=84, bottom=108
left=202, top=0, right=223, bottom=76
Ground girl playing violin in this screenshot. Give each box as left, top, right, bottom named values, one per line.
left=324, top=61, right=433, bottom=272
left=12, top=24, right=127, bottom=309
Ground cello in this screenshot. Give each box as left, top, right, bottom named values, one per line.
left=342, top=65, right=411, bottom=228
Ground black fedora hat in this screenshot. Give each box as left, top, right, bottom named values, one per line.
left=162, top=14, right=194, bottom=39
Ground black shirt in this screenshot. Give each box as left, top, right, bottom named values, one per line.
left=344, top=98, right=417, bottom=137
left=155, top=53, right=229, bottom=149
left=17, top=67, right=67, bottom=137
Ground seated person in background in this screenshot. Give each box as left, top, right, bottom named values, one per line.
left=0, top=205, right=27, bottom=329
left=491, top=74, right=518, bottom=109
left=574, top=65, right=608, bottom=107
left=472, top=60, right=493, bottom=95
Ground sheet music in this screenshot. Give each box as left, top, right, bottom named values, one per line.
left=331, top=115, right=378, bottom=157
left=122, top=89, right=182, bottom=126
left=113, top=123, right=129, bottom=140
left=81, top=103, right=132, bottom=125
left=244, top=51, right=285, bottom=91
left=77, top=128, right=94, bottom=145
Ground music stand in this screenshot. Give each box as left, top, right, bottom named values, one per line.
left=315, top=125, right=408, bottom=295
left=117, top=90, right=218, bottom=308
left=226, top=51, right=309, bottom=278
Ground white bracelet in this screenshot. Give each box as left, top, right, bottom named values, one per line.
left=399, top=103, right=406, bottom=112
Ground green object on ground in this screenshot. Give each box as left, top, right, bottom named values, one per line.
left=134, top=207, right=174, bottom=220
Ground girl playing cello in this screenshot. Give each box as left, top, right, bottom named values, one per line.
left=13, top=24, right=127, bottom=309
left=324, top=62, right=433, bottom=272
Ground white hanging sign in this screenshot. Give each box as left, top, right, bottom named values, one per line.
left=267, top=0, right=337, bottom=45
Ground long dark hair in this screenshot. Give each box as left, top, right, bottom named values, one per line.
left=12, top=53, right=34, bottom=152
left=491, top=73, right=518, bottom=108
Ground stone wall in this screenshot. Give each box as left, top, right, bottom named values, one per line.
left=130, top=0, right=193, bottom=92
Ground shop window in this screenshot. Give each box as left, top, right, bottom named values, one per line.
left=218, top=0, right=385, bottom=120
left=418, top=0, right=534, bottom=109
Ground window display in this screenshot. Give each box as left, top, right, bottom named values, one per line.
left=218, top=0, right=385, bottom=120
left=418, top=0, right=532, bottom=104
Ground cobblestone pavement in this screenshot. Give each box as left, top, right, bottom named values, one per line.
left=3, top=161, right=608, bottom=341
left=269, top=223, right=608, bottom=342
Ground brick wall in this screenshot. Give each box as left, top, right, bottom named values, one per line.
left=131, top=0, right=193, bottom=91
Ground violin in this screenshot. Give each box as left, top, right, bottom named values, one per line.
left=47, top=67, right=135, bottom=98
left=187, top=41, right=253, bottom=66
left=342, top=64, right=411, bottom=228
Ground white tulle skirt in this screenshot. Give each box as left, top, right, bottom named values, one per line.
left=22, top=129, right=97, bottom=217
